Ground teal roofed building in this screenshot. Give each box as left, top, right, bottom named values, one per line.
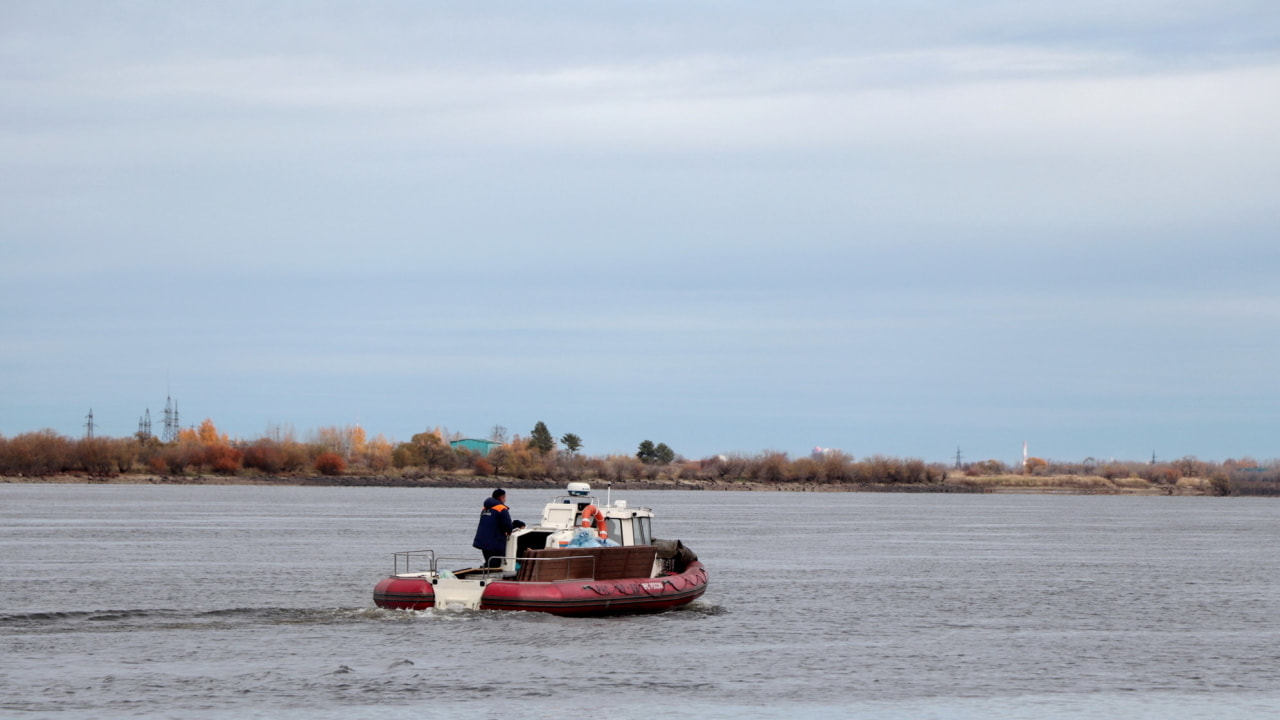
left=450, top=438, right=503, bottom=457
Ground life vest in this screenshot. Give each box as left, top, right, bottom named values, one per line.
left=579, top=504, right=608, bottom=539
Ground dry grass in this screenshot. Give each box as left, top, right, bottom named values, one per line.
left=948, top=473, right=1176, bottom=494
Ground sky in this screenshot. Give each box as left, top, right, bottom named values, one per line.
left=3, top=1, right=1279, bottom=464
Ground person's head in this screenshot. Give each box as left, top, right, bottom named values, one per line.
left=492, top=488, right=506, bottom=502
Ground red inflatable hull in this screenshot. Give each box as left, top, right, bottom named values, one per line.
left=373, top=561, right=707, bottom=617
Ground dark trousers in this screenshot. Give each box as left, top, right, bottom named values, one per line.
left=482, top=550, right=503, bottom=568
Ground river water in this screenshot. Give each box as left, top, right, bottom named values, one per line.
left=1, top=484, right=1277, bottom=719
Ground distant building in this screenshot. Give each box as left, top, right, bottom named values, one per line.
left=449, top=438, right=503, bottom=457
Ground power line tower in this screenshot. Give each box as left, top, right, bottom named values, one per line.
left=162, top=395, right=179, bottom=442
left=138, top=409, right=152, bottom=440
left=954, top=446, right=963, bottom=469
left=84, top=409, right=95, bottom=440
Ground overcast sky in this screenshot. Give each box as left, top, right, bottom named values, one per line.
left=3, top=1, right=1278, bottom=464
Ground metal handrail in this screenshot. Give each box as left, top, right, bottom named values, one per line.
left=390, top=550, right=601, bottom=581
left=391, top=549, right=436, bottom=575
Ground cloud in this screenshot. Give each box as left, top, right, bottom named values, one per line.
left=3, top=2, right=1279, bottom=459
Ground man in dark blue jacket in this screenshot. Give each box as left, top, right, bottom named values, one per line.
left=472, top=489, right=513, bottom=568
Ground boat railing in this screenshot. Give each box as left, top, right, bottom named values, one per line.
left=391, top=549, right=437, bottom=575
left=390, top=550, right=602, bottom=581
left=549, top=494, right=597, bottom=506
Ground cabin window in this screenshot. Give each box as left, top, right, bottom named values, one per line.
left=635, top=516, right=652, bottom=546
left=606, top=518, right=623, bottom=543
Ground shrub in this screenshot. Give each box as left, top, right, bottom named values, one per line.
left=1143, top=467, right=1180, bottom=485
left=501, top=446, right=545, bottom=479
left=2, top=430, right=74, bottom=476
left=243, top=442, right=286, bottom=473
left=602, top=455, right=643, bottom=483
left=818, top=452, right=855, bottom=483
left=391, top=443, right=420, bottom=468
left=964, top=459, right=1007, bottom=477
left=473, top=458, right=494, bottom=476
left=314, top=452, right=346, bottom=476
left=1099, top=464, right=1131, bottom=480
left=1175, top=456, right=1206, bottom=478
left=281, top=443, right=311, bottom=472
left=112, top=438, right=139, bottom=473
left=203, top=444, right=243, bottom=475
left=159, top=444, right=200, bottom=475
left=788, top=457, right=820, bottom=483
left=363, top=436, right=393, bottom=472
left=76, top=438, right=116, bottom=476
left=752, top=452, right=789, bottom=483
left=857, top=455, right=895, bottom=483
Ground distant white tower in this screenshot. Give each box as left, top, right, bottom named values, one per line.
left=1022, top=441, right=1028, bottom=468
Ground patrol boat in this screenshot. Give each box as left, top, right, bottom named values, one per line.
left=372, top=482, right=707, bottom=616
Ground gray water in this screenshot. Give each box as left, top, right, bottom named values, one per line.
left=1, top=484, right=1277, bottom=719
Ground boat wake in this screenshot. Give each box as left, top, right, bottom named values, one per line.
left=1, top=598, right=724, bottom=633
left=0, top=606, right=396, bottom=632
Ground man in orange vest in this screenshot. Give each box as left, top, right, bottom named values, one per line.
left=472, top=488, right=513, bottom=568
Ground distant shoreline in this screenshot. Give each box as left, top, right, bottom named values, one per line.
left=1, top=473, right=1205, bottom=495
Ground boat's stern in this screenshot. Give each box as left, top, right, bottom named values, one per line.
left=373, top=572, right=435, bottom=610
left=374, top=549, right=509, bottom=611
left=431, top=576, right=487, bottom=610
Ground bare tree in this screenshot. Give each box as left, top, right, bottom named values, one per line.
left=489, top=425, right=508, bottom=443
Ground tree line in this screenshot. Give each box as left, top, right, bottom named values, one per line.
left=1, top=421, right=1275, bottom=495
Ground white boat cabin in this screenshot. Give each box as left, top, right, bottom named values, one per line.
left=500, top=482, right=654, bottom=574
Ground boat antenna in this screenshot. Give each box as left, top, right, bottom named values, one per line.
left=607, top=481, right=612, bottom=507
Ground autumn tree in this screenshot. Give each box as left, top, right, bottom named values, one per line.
left=350, top=425, right=368, bottom=459
left=393, top=431, right=459, bottom=471
left=362, top=433, right=393, bottom=472
left=197, top=419, right=225, bottom=445
left=487, top=443, right=546, bottom=479
left=311, top=425, right=368, bottom=459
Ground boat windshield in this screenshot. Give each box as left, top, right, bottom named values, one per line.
left=635, top=516, right=652, bottom=545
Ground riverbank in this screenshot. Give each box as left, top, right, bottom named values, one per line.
left=0, top=472, right=1209, bottom=494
